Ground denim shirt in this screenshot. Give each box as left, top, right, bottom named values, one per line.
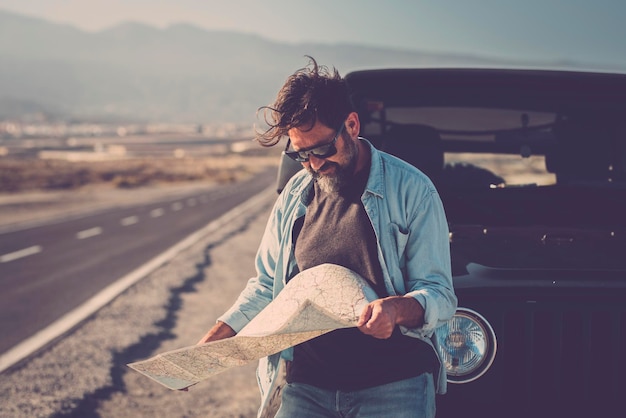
left=218, top=139, right=457, bottom=414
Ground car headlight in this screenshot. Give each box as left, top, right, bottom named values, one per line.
left=435, top=307, right=497, bottom=384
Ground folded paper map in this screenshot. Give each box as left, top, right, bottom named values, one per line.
left=127, top=263, right=377, bottom=390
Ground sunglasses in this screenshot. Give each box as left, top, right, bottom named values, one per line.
left=284, top=122, right=345, bottom=162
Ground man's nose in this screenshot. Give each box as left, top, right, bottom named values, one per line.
left=308, top=154, right=325, bottom=171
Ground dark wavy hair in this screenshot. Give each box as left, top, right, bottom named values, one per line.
left=255, top=56, right=354, bottom=147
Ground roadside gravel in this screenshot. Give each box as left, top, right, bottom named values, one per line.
left=0, top=186, right=277, bottom=418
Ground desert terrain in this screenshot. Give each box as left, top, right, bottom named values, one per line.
left=0, top=134, right=281, bottom=230
left=0, top=139, right=281, bottom=417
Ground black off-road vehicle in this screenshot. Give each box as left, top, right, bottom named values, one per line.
left=276, top=68, right=626, bottom=417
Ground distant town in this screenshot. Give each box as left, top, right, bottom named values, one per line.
left=0, top=116, right=261, bottom=160
left=0, top=117, right=252, bottom=140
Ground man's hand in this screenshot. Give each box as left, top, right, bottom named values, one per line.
left=357, top=296, right=425, bottom=339
left=177, top=322, right=237, bottom=391
left=196, top=321, right=236, bottom=345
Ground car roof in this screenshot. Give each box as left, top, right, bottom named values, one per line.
left=345, top=68, right=626, bottom=111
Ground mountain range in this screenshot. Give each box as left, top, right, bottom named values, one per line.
left=0, top=9, right=592, bottom=124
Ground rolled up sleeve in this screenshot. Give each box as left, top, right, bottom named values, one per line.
left=403, top=189, right=457, bottom=336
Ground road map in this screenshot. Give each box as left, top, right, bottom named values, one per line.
left=127, top=264, right=378, bottom=390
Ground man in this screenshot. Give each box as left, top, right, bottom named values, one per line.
left=197, top=57, right=457, bottom=418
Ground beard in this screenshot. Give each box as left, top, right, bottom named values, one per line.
left=308, top=140, right=358, bottom=194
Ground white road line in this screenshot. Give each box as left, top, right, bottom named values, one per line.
left=171, top=202, right=183, bottom=211
left=76, top=227, right=103, bottom=240
left=187, top=198, right=197, bottom=207
left=0, top=245, right=43, bottom=263
left=121, top=216, right=139, bottom=226
left=150, top=208, right=165, bottom=218
left=0, top=186, right=276, bottom=374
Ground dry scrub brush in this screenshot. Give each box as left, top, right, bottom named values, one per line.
left=0, top=155, right=277, bottom=193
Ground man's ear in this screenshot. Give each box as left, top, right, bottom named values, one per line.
left=346, top=111, right=360, bottom=138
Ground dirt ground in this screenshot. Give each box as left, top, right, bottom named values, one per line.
left=0, top=155, right=280, bottom=417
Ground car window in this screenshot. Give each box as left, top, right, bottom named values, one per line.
left=386, top=107, right=555, bottom=134
left=444, top=153, right=555, bottom=186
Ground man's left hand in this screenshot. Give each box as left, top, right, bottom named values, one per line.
left=357, top=296, right=424, bottom=339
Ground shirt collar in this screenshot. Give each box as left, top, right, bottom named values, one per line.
left=361, top=138, right=384, bottom=199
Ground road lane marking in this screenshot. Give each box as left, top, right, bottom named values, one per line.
left=150, top=208, right=165, bottom=218
left=171, top=202, right=183, bottom=211
left=76, top=227, right=103, bottom=240
left=187, top=198, right=197, bottom=207
left=0, top=186, right=276, bottom=374
left=0, top=245, right=43, bottom=263
left=121, top=216, right=139, bottom=226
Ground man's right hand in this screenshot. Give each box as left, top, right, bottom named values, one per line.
left=178, top=322, right=237, bottom=391
left=196, top=321, right=237, bottom=345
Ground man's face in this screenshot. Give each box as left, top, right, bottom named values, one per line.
left=288, top=119, right=358, bottom=193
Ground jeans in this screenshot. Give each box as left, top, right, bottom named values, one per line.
left=274, top=373, right=435, bottom=418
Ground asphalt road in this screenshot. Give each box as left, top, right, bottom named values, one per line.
left=0, top=168, right=275, bottom=355
left=0, top=181, right=275, bottom=418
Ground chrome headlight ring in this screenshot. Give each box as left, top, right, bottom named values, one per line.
left=435, top=307, right=497, bottom=384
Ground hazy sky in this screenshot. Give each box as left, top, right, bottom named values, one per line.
left=1, top=0, right=625, bottom=69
